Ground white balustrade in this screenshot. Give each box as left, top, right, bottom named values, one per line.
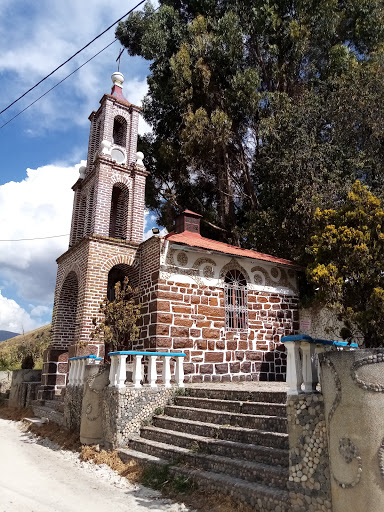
left=148, top=355, right=158, bottom=388
left=133, top=355, right=143, bottom=388
left=108, top=351, right=186, bottom=389
left=68, top=355, right=103, bottom=387
left=282, top=335, right=358, bottom=395
left=175, top=357, right=185, bottom=388
left=162, top=356, right=171, bottom=388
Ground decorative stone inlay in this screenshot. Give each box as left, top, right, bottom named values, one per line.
left=251, top=265, right=295, bottom=291
left=176, top=251, right=188, bottom=266
left=219, top=258, right=250, bottom=283
left=165, top=247, right=176, bottom=265
left=379, top=438, right=384, bottom=479
left=351, top=349, right=384, bottom=392
left=192, top=257, right=217, bottom=280
left=333, top=437, right=362, bottom=489
left=322, top=357, right=342, bottom=425
left=339, top=437, right=359, bottom=464
left=287, top=393, right=332, bottom=511
left=270, top=266, right=280, bottom=280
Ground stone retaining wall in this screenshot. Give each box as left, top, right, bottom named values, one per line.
left=102, top=386, right=177, bottom=448
left=286, top=393, right=332, bottom=512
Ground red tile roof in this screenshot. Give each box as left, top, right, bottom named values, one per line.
left=165, top=231, right=301, bottom=268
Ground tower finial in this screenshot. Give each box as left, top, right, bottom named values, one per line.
left=111, top=71, right=124, bottom=88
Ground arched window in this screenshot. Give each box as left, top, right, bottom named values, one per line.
left=113, top=116, right=127, bottom=147
left=109, top=183, right=129, bottom=239
left=224, top=269, right=248, bottom=331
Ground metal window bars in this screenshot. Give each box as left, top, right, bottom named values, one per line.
left=224, top=269, right=248, bottom=331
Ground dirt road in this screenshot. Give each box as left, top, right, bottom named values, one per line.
left=0, top=418, right=190, bottom=512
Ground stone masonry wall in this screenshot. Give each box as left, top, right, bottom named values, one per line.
left=102, top=386, right=177, bottom=448
left=286, top=393, right=332, bottom=512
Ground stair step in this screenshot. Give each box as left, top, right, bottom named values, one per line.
left=129, top=436, right=288, bottom=490
left=31, top=404, right=65, bottom=427
left=175, top=396, right=287, bottom=417
left=164, top=405, right=287, bottom=433
left=118, top=447, right=291, bottom=511
left=185, top=387, right=287, bottom=404
left=153, top=415, right=289, bottom=450
left=140, top=425, right=289, bottom=467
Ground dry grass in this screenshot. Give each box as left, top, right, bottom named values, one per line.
left=80, top=445, right=143, bottom=482
left=0, top=405, right=34, bottom=421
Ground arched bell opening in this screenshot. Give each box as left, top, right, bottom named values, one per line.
left=112, top=115, right=127, bottom=147
left=108, top=183, right=129, bottom=239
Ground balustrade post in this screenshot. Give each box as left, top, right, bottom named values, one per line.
left=79, top=359, right=86, bottom=385
left=68, top=359, right=74, bottom=386
left=109, top=355, right=117, bottom=387
left=285, top=340, right=302, bottom=395
left=73, top=359, right=81, bottom=386
left=133, top=355, right=143, bottom=388
left=162, top=356, right=171, bottom=388
left=148, top=355, right=157, bottom=388
left=301, top=341, right=317, bottom=392
left=175, top=357, right=184, bottom=387
left=116, top=354, right=128, bottom=388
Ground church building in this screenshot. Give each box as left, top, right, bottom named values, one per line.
left=39, top=72, right=300, bottom=400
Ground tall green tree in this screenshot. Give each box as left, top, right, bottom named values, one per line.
left=117, top=1, right=384, bottom=257
left=307, top=181, right=384, bottom=347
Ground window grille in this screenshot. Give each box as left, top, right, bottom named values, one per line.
left=224, top=269, right=248, bottom=331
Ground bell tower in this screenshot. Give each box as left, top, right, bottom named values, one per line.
left=39, top=72, right=148, bottom=399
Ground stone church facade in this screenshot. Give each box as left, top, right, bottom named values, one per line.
left=39, top=72, right=300, bottom=399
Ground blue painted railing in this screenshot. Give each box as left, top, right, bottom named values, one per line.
left=281, top=334, right=358, bottom=395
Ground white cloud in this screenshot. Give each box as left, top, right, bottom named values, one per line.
left=0, top=290, right=39, bottom=333
left=0, top=162, right=80, bottom=303
left=0, top=1, right=151, bottom=135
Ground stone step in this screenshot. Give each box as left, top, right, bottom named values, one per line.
left=118, top=447, right=290, bottom=512
left=164, top=405, right=287, bottom=433
left=140, top=425, right=289, bottom=467
left=128, top=436, right=289, bottom=490
left=185, top=387, right=287, bottom=404
left=31, top=404, right=65, bottom=427
left=153, top=415, right=289, bottom=450
left=175, top=396, right=287, bottom=418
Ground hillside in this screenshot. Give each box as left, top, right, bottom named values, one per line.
left=0, top=324, right=52, bottom=370
left=0, top=331, right=19, bottom=342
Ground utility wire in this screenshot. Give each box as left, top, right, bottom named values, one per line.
left=0, top=234, right=69, bottom=242
left=0, top=0, right=146, bottom=118
left=0, top=39, right=117, bottom=129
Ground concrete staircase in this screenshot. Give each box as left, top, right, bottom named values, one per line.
left=119, top=387, right=290, bottom=512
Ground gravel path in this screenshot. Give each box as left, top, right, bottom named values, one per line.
left=0, top=418, right=191, bottom=512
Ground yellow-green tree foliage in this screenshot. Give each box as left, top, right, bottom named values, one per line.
left=307, top=181, right=384, bottom=347
left=91, top=277, right=141, bottom=353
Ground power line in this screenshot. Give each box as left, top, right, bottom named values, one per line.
left=0, top=234, right=69, bottom=242
left=0, top=39, right=117, bottom=129
left=0, top=0, right=146, bottom=118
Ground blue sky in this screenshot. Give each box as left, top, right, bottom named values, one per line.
left=0, top=0, right=156, bottom=333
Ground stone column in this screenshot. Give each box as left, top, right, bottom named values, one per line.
left=320, top=349, right=384, bottom=512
